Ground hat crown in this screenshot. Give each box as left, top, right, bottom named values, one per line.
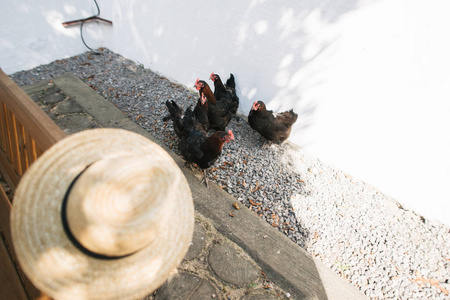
left=66, top=156, right=174, bottom=257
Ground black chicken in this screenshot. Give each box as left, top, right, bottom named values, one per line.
left=209, top=72, right=239, bottom=115
left=248, top=100, right=298, bottom=145
left=165, top=100, right=234, bottom=186
left=194, top=79, right=234, bottom=131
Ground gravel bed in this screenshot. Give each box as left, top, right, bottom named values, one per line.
left=10, top=48, right=450, bottom=299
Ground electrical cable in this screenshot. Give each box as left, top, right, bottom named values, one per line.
left=62, top=0, right=112, bottom=54
left=80, top=0, right=102, bottom=55
left=80, top=21, right=101, bottom=55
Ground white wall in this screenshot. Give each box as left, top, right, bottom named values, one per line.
left=1, top=0, right=449, bottom=226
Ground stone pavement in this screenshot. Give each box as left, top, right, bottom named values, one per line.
left=20, top=74, right=367, bottom=300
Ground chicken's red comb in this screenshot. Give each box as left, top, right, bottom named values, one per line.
left=195, top=78, right=199, bottom=85
left=210, top=72, right=215, bottom=80
left=227, top=130, right=235, bottom=140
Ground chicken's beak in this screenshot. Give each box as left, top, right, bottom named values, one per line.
left=194, top=78, right=200, bottom=89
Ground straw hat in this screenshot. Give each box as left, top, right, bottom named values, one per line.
left=10, top=128, right=194, bottom=300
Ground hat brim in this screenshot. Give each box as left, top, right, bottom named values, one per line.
left=11, top=129, right=194, bottom=300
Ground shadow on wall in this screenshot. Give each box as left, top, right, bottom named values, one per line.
left=103, top=0, right=361, bottom=146
left=227, top=0, right=361, bottom=146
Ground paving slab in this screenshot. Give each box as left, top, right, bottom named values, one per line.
left=154, top=272, right=218, bottom=300
left=42, top=91, right=65, bottom=104
left=183, top=221, right=207, bottom=261
left=208, top=242, right=260, bottom=287
left=51, top=99, right=84, bottom=114
left=53, top=114, right=97, bottom=135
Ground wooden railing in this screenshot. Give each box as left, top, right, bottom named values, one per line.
left=0, top=68, right=66, bottom=194
left=0, top=67, right=66, bottom=299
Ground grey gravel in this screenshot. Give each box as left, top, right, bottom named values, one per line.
left=10, top=48, right=450, bottom=299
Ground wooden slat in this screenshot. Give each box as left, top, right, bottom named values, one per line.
left=0, top=147, right=19, bottom=192
left=15, top=120, right=28, bottom=175
left=0, top=186, right=12, bottom=248
left=1, top=103, right=14, bottom=163
left=25, top=135, right=37, bottom=168
left=7, top=111, right=22, bottom=176
left=36, top=146, right=43, bottom=158
left=0, top=103, right=7, bottom=152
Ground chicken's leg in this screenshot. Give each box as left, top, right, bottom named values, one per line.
left=185, top=161, right=195, bottom=171
left=262, top=140, right=272, bottom=149
left=199, top=169, right=208, bottom=187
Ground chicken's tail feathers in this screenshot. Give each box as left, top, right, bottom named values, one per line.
left=225, top=73, right=239, bottom=104
left=226, top=73, right=235, bottom=89
left=165, top=100, right=183, bottom=118
left=289, top=109, right=299, bottom=123
left=164, top=100, right=176, bottom=121
left=165, top=100, right=187, bottom=138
